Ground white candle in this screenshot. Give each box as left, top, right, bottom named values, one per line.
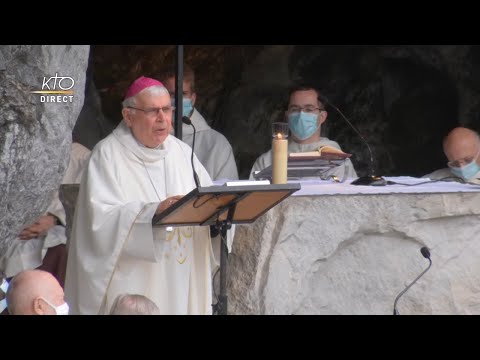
left=272, top=132, right=288, bottom=184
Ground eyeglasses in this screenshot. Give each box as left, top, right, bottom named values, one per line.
left=127, top=106, right=175, bottom=118
left=447, top=150, right=480, bottom=168
left=287, top=105, right=324, bottom=113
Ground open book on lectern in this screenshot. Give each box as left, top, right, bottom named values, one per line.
left=152, top=183, right=301, bottom=227
left=253, top=158, right=346, bottom=180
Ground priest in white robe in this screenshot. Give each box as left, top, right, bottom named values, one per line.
left=64, top=76, right=215, bottom=315
left=422, top=127, right=480, bottom=185
left=159, top=65, right=239, bottom=181
left=250, top=85, right=357, bottom=181
left=181, top=108, right=238, bottom=181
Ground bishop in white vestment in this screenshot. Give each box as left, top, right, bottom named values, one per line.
left=64, top=77, right=215, bottom=315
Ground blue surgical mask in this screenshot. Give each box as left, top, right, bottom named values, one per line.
left=171, top=98, right=194, bottom=117
left=288, top=112, right=319, bottom=141
left=182, top=98, right=193, bottom=117
left=450, top=158, right=480, bottom=181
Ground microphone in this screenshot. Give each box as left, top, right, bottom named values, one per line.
left=320, top=96, right=386, bottom=186
left=393, top=246, right=432, bottom=315
left=181, top=116, right=200, bottom=189
left=183, top=116, right=219, bottom=238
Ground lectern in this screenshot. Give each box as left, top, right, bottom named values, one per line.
left=152, top=183, right=301, bottom=315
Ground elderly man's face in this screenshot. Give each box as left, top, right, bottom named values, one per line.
left=123, top=91, right=173, bottom=148
left=445, top=137, right=480, bottom=168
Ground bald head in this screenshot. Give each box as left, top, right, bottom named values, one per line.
left=7, top=270, right=64, bottom=315
left=443, top=127, right=480, bottom=167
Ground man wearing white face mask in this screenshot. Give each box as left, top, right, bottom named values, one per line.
left=6, top=269, right=69, bottom=315
left=423, top=127, right=480, bottom=184
left=158, top=65, right=239, bottom=181
left=250, top=84, right=357, bottom=180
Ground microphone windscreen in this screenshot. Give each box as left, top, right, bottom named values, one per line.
left=182, top=116, right=192, bottom=125
left=420, top=247, right=431, bottom=259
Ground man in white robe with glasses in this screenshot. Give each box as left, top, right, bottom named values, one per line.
left=158, top=64, right=239, bottom=182
left=64, top=76, right=216, bottom=315
left=250, top=84, right=357, bottom=181
left=423, top=127, right=480, bottom=184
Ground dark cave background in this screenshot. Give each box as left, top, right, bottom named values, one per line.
left=73, top=45, right=480, bottom=179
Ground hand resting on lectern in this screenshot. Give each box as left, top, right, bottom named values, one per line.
left=155, top=195, right=184, bottom=215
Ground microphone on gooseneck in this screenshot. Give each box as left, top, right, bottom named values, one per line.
left=183, top=115, right=218, bottom=238
left=182, top=116, right=201, bottom=189
left=320, top=95, right=386, bottom=186
left=393, top=246, right=432, bottom=315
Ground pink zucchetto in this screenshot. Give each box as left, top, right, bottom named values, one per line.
left=124, top=76, right=164, bottom=100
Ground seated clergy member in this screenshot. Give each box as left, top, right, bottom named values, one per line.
left=0, top=142, right=90, bottom=288
left=64, top=76, right=216, bottom=315
left=423, top=126, right=480, bottom=184
left=158, top=65, right=239, bottom=181
left=250, top=84, right=357, bottom=180
left=6, top=269, right=69, bottom=315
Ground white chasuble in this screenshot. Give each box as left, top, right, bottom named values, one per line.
left=65, top=121, right=215, bottom=315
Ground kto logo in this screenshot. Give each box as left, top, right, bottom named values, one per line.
left=31, top=73, right=75, bottom=103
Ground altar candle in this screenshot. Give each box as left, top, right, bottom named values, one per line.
left=272, top=130, right=288, bottom=184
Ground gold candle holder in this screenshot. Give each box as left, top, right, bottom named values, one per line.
left=272, top=122, right=289, bottom=184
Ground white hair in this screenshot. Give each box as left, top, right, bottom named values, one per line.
left=122, top=85, right=169, bottom=108
left=109, top=293, right=160, bottom=315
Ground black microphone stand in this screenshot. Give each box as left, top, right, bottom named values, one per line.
left=322, top=97, right=386, bottom=186
left=182, top=115, right=220, bottom=264
left=393, top=247, right=432, bottom=315
left=182, top=116, right=200, bottom=188
left=212, top=203, right=236, bottom=315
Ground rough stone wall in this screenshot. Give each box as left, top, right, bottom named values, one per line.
left=228, top=192, right=480, bottom=315
left=0, top=45, right=89, bottom=260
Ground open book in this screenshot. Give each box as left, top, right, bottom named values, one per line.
left=289, top=145, right=352, bottom=161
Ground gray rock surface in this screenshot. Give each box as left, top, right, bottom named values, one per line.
left=228, top=192, right=480, bottom=314
left=0, top=45, right=89, bottom=262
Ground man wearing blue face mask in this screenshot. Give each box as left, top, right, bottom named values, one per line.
left=158, top=65, right=239, bottom=181
left=250, top=85, right=357, bottom=180
left=423, top=127, right=480, bottom=184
